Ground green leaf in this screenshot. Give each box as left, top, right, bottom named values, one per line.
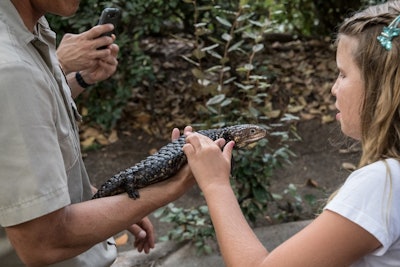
left=192, top=48, right=206, bottom=61
left=191, top=68, right=205, bottom=79
left=252, top=44, right=264, bottom=53
left=237, top=12, right=254, bottom=22
left=207, top=50, right=223, bottom=59
left=216, top=16, right=232, bottom=28
left=222, top=33, right=232, bottom=42
left=206, top=94, right=226, bottom=105
left=248, top=106, right=260, bottom=117
left=194, top=22, right=208, bottom=28
left=205, top=65, right=223, bottom=73
left=223, top=77, right=237, bottom=84
left=201, top=43, right=219, bottom=52
left=153, top=208, right=165, bottom=218
left=252, top=186, right=270, bottom=202
left=221, top=98, right=232, bottom=107
left=228, top=40, right=245, bottom=52
left=244, top=64, right=254, bottom=71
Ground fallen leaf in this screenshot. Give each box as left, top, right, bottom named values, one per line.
left=81, top=107, right=88, bottom=117
left=342, top=162, right=356, bottom=171
left=288, top=104, right=304, bottom=113
left=122, top=131, right=132, bottom=137
left=321, top=115, right=335, bottom=123
left=108, top=130, right=119, bottom=143
left=300, top=112, right=315, bottom=120
left=305, top=178, right=319, bottom=188
left=135, top=112, right=152, bottom=124
left=81, top=136, right=96, bottom=148
left=115, top=233, right=129, bottom=246
left=96, top=134, right=109, bottom=146
left=149, top=148, right=158, bottom=155
left=266, top=110, right=281, bottom=118
left=81, top=127, right=101, bottom=139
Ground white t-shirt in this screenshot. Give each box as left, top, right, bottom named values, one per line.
left=325, top=158, right=400, bottom=266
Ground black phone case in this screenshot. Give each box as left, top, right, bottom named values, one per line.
left=98, top=8, right=121, bottom=37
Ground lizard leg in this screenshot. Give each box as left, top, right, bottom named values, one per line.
left=125, top=184, right=140, bottom=199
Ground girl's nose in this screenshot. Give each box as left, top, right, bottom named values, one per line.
left=331, top=80, right=338, bottom=96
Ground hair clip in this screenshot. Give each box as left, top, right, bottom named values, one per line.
left=377, top=15, right=400, bottom=51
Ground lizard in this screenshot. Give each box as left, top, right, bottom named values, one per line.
left=92, top=124, right=267, bottom=199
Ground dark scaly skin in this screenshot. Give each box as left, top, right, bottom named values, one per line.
left=92, top=124, right=266, bottom=199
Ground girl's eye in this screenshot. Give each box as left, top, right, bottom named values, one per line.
left=338, top=72, right=345, bottom=79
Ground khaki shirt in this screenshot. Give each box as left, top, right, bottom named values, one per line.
left=0, top=1, right=117, bottom=266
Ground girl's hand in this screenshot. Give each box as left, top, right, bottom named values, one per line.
left=183, top=133, right=234, bottom=192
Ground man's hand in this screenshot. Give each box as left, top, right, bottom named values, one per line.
left=57, top=24, right=119, bottom=83
left=127, top=217, right=155, bottom=253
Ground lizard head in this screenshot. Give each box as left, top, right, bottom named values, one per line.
left=224, top=124, right=267, bottom=148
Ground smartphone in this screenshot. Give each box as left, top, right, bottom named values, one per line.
left=97, top=7, right=121, bottom=38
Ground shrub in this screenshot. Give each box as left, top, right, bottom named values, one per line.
left=154, top=0, right=300, bottom=252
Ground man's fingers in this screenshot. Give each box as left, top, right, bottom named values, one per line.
left=109, top=43, right=119, bottom=57
left=130, top=224, right=147, bottom=240
left=84, top=24, right=114, bottom=39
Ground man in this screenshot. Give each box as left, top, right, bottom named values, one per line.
left=0, top=1, right=193, bottom=266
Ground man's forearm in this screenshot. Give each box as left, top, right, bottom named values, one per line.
left=6, top=172, right=193, bottom=266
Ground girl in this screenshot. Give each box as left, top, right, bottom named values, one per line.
left=183, top=1, right=400, bottom=266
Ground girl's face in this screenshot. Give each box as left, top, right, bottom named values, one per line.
left=331, top=35, right=364, bottom=140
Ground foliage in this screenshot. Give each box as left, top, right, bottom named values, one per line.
left=233, top=126, right=297, bottom=223
left=153, top=0, right=304, bottom=253
left=272, top=183, right=316, bottom=222
left=47, top=0, right=190, bottom=130
left=47, top=0, right=389, bottom=130
left=153, top=204, right=215, bottom=255
left=251, top=0, right=388, bottom=36
left=182, top=1, right=277, bottom=128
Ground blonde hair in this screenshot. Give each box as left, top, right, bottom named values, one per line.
left=336, top=1, right=400, bottom=167
left=328, top=1, right=400, bottom=202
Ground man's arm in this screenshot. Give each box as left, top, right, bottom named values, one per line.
left=6, top=167, right=194, bottom=267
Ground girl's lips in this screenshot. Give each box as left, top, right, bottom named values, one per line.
left=334, top=104, right=340, bottom=120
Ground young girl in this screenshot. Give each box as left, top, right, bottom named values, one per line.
left=183, top=1, right=400, bottom=266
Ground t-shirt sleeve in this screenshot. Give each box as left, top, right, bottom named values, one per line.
left=0, top=62, right=70, bottom=227
left=324, top=160, right=400, bottom=256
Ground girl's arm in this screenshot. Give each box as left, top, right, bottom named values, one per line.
left=183, top=133, right=381, bottom=267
